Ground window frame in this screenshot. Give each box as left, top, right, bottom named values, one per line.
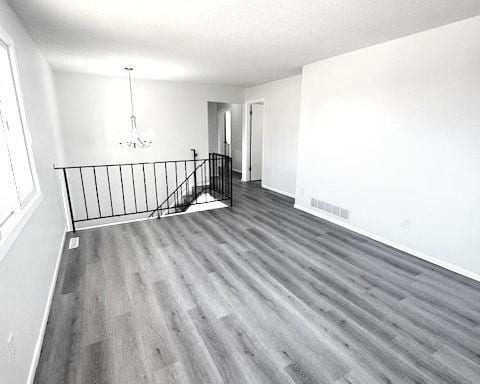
left=0, top=27, right=42, bottom=262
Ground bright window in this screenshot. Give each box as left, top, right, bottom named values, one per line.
left=225, top=110, right=232, bottom=145
left=0, top=36, right=39, bottom=253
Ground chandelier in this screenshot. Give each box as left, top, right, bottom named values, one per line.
left=119, top=67, right=152, bottom=148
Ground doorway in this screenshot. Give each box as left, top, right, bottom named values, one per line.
left=207, top=102, right=243, bottom=174
left=243, top=100, right=264, bottom=182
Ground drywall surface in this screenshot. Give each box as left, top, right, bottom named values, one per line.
left=296, top=16, right=480, bottom=276
left=249, top=103, right=264, bottom=181
left=231, top=103, right=243, bottom=172
left=54, top=71, right=245, bottom=165
left=0, top=1, right=66, bottom=383
left=207, top=102, right=218, bottom=154
left=245, top=75, right=302, bottom=196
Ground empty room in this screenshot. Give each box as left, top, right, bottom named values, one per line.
left=1, top=1, right=480, bottom=383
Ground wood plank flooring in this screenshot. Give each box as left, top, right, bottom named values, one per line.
left=34, top=175, right=480, bottom=384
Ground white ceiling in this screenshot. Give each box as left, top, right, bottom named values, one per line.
left=7, top=0, right=480, bottom=87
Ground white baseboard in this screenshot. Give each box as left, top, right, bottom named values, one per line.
left=27, top=228, right=67, bottom=384
left=74, top=215, right=158, bottom=232
left=294, top=204, right=480, bottom=283
left=233, top=168, right=242, bottom=174
left=262, top=184, right=295, bottom=199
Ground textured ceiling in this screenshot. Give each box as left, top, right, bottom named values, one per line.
left=7, top=0, right=480, bottom=86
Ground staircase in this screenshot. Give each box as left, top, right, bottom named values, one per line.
left=176, top=186, right=204, bottom=212
left=150, top=152, right=232, bottom=217
left=165, top=185, right=205, bottom=214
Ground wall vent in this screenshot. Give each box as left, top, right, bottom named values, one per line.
left=311, top=198, right=350, bottom=221
left=340, top=208, right=350, bottom=220
left=325, top=203, right=333, bottom=213
left=69, top=237, right=79, bottom=249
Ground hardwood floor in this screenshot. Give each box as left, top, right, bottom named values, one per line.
left=34, top=175, right=480, bottom=384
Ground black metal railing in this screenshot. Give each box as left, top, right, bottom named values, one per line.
left=210, top=152, right=232, bottom=197
left=55, top=152, right=232, bottom=231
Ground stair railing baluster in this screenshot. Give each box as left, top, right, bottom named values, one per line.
left=106, top=166, right=114, bottom=216
left=131, top=164, right=138, bottom=213
left=165, top=163, right=169, bottom=213
left=119, top=165, right=126, bottom=214
left=93, top=166, right=101, bottom=217
left=153, top=163, right=159, bottom=219
left=79, top=167, right=89, bottom=219
left=230, top=157, right=233, bottom=206
left=142, top=163, right=148, bottom=211
left=55, top=153, right=233, bottom=227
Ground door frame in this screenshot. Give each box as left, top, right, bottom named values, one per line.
left=242, top=98, right=265, bottom=183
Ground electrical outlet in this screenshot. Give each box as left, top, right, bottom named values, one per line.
left=401, top=219, right=411, bottom=229
left=7, top=332, right=16, bottom=362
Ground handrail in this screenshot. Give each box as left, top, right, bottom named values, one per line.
left=149, top=159, right=206, bottom=217
left=53, top=157, right=211, bottom=170
left=54, top=152, right=233, bottom=231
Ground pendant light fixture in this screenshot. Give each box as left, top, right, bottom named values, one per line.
left=119, top=67, right=152, bottom=148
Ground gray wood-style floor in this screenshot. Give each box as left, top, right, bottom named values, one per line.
left=35, top=174, right=480, bottom=384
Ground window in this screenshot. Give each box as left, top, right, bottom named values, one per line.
left=225, top=110, right=232, bottom=145
left=0, top=35, right=39, bottom=253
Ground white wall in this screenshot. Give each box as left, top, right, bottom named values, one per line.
left=207, top=101, right=218, bottom=154
left=0, top=1, right=66, bottom=383
left=231, top=104, right=243, bottom=172
left=54, top=71, right=244, bottom=165
left=245, top=75, right=302, bottom=197
left=296, top=16, right=480, bottom=278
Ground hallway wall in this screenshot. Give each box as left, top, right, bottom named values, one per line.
left=0, top=1, right=66, bottom=383
left=244, top=75, right=302, bottom=196
left=207, top=102, right=218, bottom=155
